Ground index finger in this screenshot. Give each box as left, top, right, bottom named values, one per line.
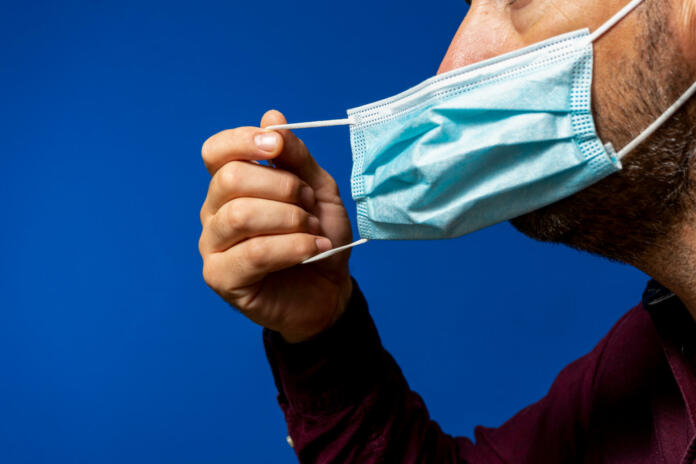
left=201, top=126, right=284, bottom=175
left=260, top=110, right=338, bottom=194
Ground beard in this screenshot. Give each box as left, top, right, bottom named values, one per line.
left=509, top=0, right=696, bottom=266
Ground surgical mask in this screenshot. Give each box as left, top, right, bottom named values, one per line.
left=268, top=0, right=696, bottom=264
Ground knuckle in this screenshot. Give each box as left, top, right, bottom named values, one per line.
left=199, top=205, right=207, bottom=226
left=209, top=217, right=227, bottom=244
left=201, top=137, right=214, bottom=163
left=245, top=240, right=270, bottom=269
left=213, top=203, right=247, bottom=242
left=219, top=162, right=241, bottom=191
left=281, top=174, right=301, bottom=201
left=200, top=198, right=213, bottom=226
left=225, top=202, right=250, bottom=231
left=202, top=258, right=220, bottom=289
left=198, top=233, right=206, bottom=256
left=293, top=235, right=315, bottom=257
left=325, top=177, right=340, bottom=197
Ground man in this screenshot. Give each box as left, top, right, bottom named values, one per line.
left=198, top=0, right=696, bottom=461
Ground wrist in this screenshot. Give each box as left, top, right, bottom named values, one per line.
left=263, top=278, right=380, bottom=412
left=280, top=276, right=353, bottom=344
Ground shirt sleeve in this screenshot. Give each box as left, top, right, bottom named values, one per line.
left=263, top=279, right=632, bottom=463
left=263, top=280, right=497, bottom=463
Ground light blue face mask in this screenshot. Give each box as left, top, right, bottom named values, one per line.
left=268, top=0, right=696, bottom=263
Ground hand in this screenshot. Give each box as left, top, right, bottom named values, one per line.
left=198, top=110, right=354, bottom=343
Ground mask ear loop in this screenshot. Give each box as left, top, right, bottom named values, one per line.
left=587, top=0, right=645, bottom=43
left=302, top=238, right=369, bottom=264
left=264, top=117, right=368, bottom=264
left=279, top=0, right=651, bottom=263
left=616, top=81, right=696, bottom=160
left=583, top=0, right=696, bottom=161
left=265, top=118, right=354, bottom=131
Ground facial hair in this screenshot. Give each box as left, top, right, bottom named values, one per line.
left=509, top=0, right=696, bottom=267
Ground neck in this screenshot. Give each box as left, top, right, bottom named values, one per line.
left=641, top=217, right=696, bottom=321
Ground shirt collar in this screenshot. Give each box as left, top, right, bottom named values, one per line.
left=642, top=279, right=679, bottom=308
left=642, top=279, right=696, bottom=432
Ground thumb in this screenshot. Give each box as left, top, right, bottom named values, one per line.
left=260, top=110, right=337, bottom=194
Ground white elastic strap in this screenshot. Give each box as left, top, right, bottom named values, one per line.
left=617, top=81, right=696, bottom=160
left=302, top=238, right=369, bottom=264
left=266, top=118, right=354, bottom=131
left=588, top=0, right=644, bottom=43
left=264, top=117, right=362, bottom=263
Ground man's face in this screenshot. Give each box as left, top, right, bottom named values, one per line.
left=440, top=0, right=635, bottom=82
left=437, top=0, right=696, bottom=267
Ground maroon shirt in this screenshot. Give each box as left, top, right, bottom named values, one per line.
left=264, top=280, right=696, bottom=463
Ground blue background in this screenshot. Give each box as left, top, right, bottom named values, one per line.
left=1, top=1, right=647, bottom=462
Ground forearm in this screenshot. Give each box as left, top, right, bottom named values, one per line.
left=263, top=279, right=620, bottom=463
left=263, top=280, right=463, bottom=463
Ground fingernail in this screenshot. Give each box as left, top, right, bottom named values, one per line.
left=308, top=216, right=320, bottom=234
left=300, top=186, right=315, bottom=209
left=315, top=237, right=332, bottom=252
left=254, top=132, right=279, bottom=153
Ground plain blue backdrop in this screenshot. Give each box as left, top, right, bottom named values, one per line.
left=1, top=1, right=648, bottom=462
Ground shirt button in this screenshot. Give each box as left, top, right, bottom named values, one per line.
left=286, top=435, right=295, bottom=448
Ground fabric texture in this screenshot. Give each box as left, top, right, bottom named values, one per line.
left=346, top=29, right=621, bottom=241
left=264, top=279, right=696, bottom=463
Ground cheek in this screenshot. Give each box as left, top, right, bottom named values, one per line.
left=509, top=0, right=547, bottom=34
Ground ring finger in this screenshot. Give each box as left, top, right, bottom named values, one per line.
left=200, top=197, right=321, bottom=253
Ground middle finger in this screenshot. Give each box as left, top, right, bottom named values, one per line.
left=202, top=161, right=315, bottom=222
left=200, top=197, right=321, bottom=253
